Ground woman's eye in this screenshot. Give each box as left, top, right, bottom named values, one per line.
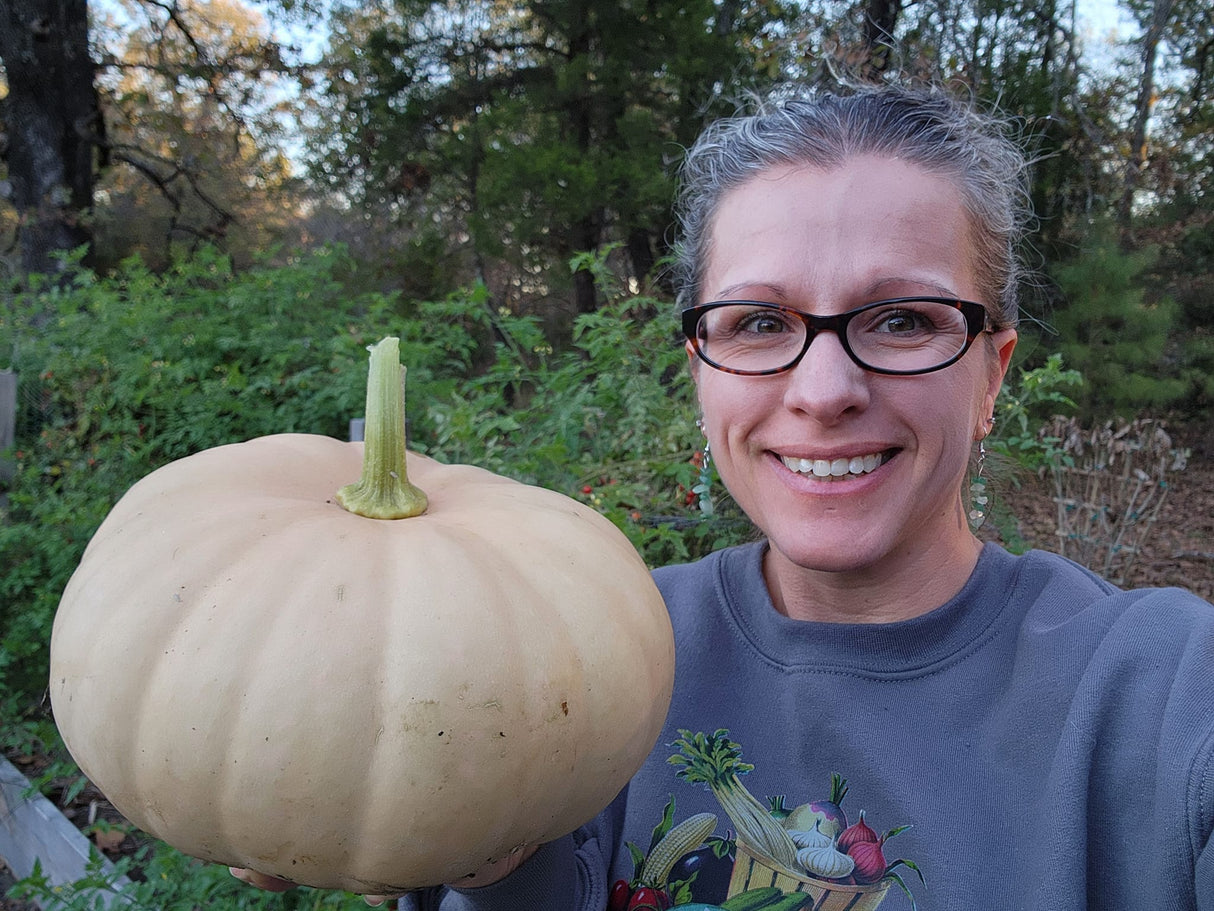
left=738, top=312, right=791, bottom=334
left=875, top=309, right=929, bottom=334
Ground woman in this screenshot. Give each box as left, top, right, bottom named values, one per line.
left=239, top=83, right=1214, bottom=909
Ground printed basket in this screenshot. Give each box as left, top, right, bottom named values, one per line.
left=727, top=841, right=891, bottom=911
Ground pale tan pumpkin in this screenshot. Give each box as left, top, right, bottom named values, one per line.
left=49, top=338, right=674, bottom=893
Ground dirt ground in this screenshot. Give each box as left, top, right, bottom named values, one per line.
left=0, top=869, right=35, bottom=911
left=979, top=428, right=1214, bottom=601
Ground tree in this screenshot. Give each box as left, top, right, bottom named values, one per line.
left=776, top=0, right=1109, bottom=260
left=1049, top=223, right=1186, bottom=416
left=307, top=0, right=788, bottom=322
left=860, top=0, right=904, bottom=77
left=1121, top=0, right=1214, bottom=215
left=1, top=0, right=308, bottom=279
left=1117, top=0, right=1176, bottom=239
left=0, top=0, right=101, bottom=279
left=89, top=0, right=305, bottom=269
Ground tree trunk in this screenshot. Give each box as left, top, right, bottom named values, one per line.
left=1117, top=0, right=1175, bottom=241
left=566, top=1, right=600, bottom=315
left=715, top=0, right=742, bottom=35
left=861, top=0, right=903, bottom=78
left=626, top=226, right=656, bottom=288
left=0, top=0, right=99, bottom=279
left=571, top=212, right=601, bottom=315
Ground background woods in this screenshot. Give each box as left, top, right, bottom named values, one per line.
left=0, top=3, right=1213, bottom=902
left=1, top=0, right=1211, bottom=336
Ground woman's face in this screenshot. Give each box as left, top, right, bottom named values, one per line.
left=692, top=156, right=1017, bottom=608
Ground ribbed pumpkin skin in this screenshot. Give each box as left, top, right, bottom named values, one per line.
left=49, top=434, right=674, bottom=893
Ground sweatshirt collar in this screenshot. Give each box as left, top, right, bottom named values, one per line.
left=714, top=541, right=1020, bottom=674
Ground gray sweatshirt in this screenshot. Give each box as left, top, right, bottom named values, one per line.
left=407, top=541, right=1214, bottom=910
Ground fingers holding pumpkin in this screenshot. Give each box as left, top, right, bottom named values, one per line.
left=228, top=867, right=297, bottom=892
left=229, top=866, right=403, bottom=905
left=362, top=895, right=401, bottom=908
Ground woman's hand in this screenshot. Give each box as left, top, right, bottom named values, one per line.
left=228, top=867, right=403, bottom=907
left=229, top=846, right=537, bottom=904
left=228, top=867, right=296, bottom=892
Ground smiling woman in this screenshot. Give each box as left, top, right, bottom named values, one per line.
left=228, top=82, right=1214, bottom=911
left=687, top=155, right=1017, bottom=619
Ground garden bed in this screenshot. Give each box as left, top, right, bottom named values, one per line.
left=0, top=754, right=133, bottom=910
left=983, top=429, right=1214, bottom=601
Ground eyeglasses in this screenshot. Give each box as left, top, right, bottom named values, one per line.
left=682, top=298, right=990, bottom=376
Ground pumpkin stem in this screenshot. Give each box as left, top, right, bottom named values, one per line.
left=336, top=336, right=429, bottom=519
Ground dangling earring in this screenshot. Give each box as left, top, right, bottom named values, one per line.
left=968, top=417, right=994, bottom=531
left=693, top=419, right=714, bottom=517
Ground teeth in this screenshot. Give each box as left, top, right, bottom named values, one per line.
left=782, top=451, right=887, bottom=480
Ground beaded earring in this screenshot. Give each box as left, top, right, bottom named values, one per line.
left=968, top=418, right=994, bottom=531
left=693, top=420, right=714, bottom=516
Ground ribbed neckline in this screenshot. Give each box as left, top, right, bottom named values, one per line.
left=712, top=541, right=1021, bottom=677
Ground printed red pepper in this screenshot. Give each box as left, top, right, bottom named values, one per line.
left=607, top=879, right=632, bottom=911
left=626, top=886, right=671, bottom=911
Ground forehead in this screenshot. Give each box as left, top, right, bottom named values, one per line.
left=703, top=156, right=978, bottom=305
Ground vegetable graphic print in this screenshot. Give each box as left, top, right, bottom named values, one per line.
left=609, top=730, right=925, bottom=911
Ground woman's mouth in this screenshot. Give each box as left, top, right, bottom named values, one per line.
left=779, top=450, right=894, bottom=481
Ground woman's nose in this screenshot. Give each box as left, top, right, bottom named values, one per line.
left=781, top=330, right=871, bottom=421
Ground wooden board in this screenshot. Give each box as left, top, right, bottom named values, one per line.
left=0, top=755, right=131, bottom=908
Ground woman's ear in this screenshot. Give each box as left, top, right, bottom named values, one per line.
left=978, top=328, right=1017, bottom=439
left=686, top=340, right=703, bottom=383
left=993, top=328, right=1018, bottom=377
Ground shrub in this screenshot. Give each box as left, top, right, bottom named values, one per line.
left=1048, top=227, right=1185, bottom=418
left=418, top=251, right=755, bottom=567
left=0, top=246, right=456, bottom=706
left=0, top=246, right=749, bottom=713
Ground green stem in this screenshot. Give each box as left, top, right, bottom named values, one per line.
left=336, top=336, right=429, bottom=519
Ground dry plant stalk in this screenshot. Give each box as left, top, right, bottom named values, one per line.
left=1042, top=417, right=1189, bottom=585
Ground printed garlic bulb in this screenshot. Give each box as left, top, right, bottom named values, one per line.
left=788, top=821, right=834, bottom=850
left=797, top=843, right=855, bottom=879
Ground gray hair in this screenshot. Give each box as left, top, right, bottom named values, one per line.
left=671, top=83, right=1032, bottom=329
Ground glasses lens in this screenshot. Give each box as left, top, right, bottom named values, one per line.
left=695, top=304, right=807, bottom=373
left=847, top=300, right=971, bottom=372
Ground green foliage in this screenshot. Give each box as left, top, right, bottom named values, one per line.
left=0, top=244, right=751, bottom=713
left=307, top=0, right=788, bottom=308
left=1160, top=219, right=1214, bottom=415
left=1180, top=330, right=1214, bottom=412
left=977, top=353, right=1085, bottom=553
left=9, top=844, right=365, bottom=910
left=0, top=245, right=455, bottom=705
left=420, top=250, right=754, bottom=567
left=0, top=242, right=754, bottom=908
left=991, top=353, right=1084, bottom=472
left=0, top=694, right=90, bottom=807
left=1047, top=226, right=1186, bottom=418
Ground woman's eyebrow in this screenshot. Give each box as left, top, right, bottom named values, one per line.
left=861, top=277, right=961, bottom=299
left=710, top=278, right=963, bottom=303
left=710, top=281, right=790, bottom=301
